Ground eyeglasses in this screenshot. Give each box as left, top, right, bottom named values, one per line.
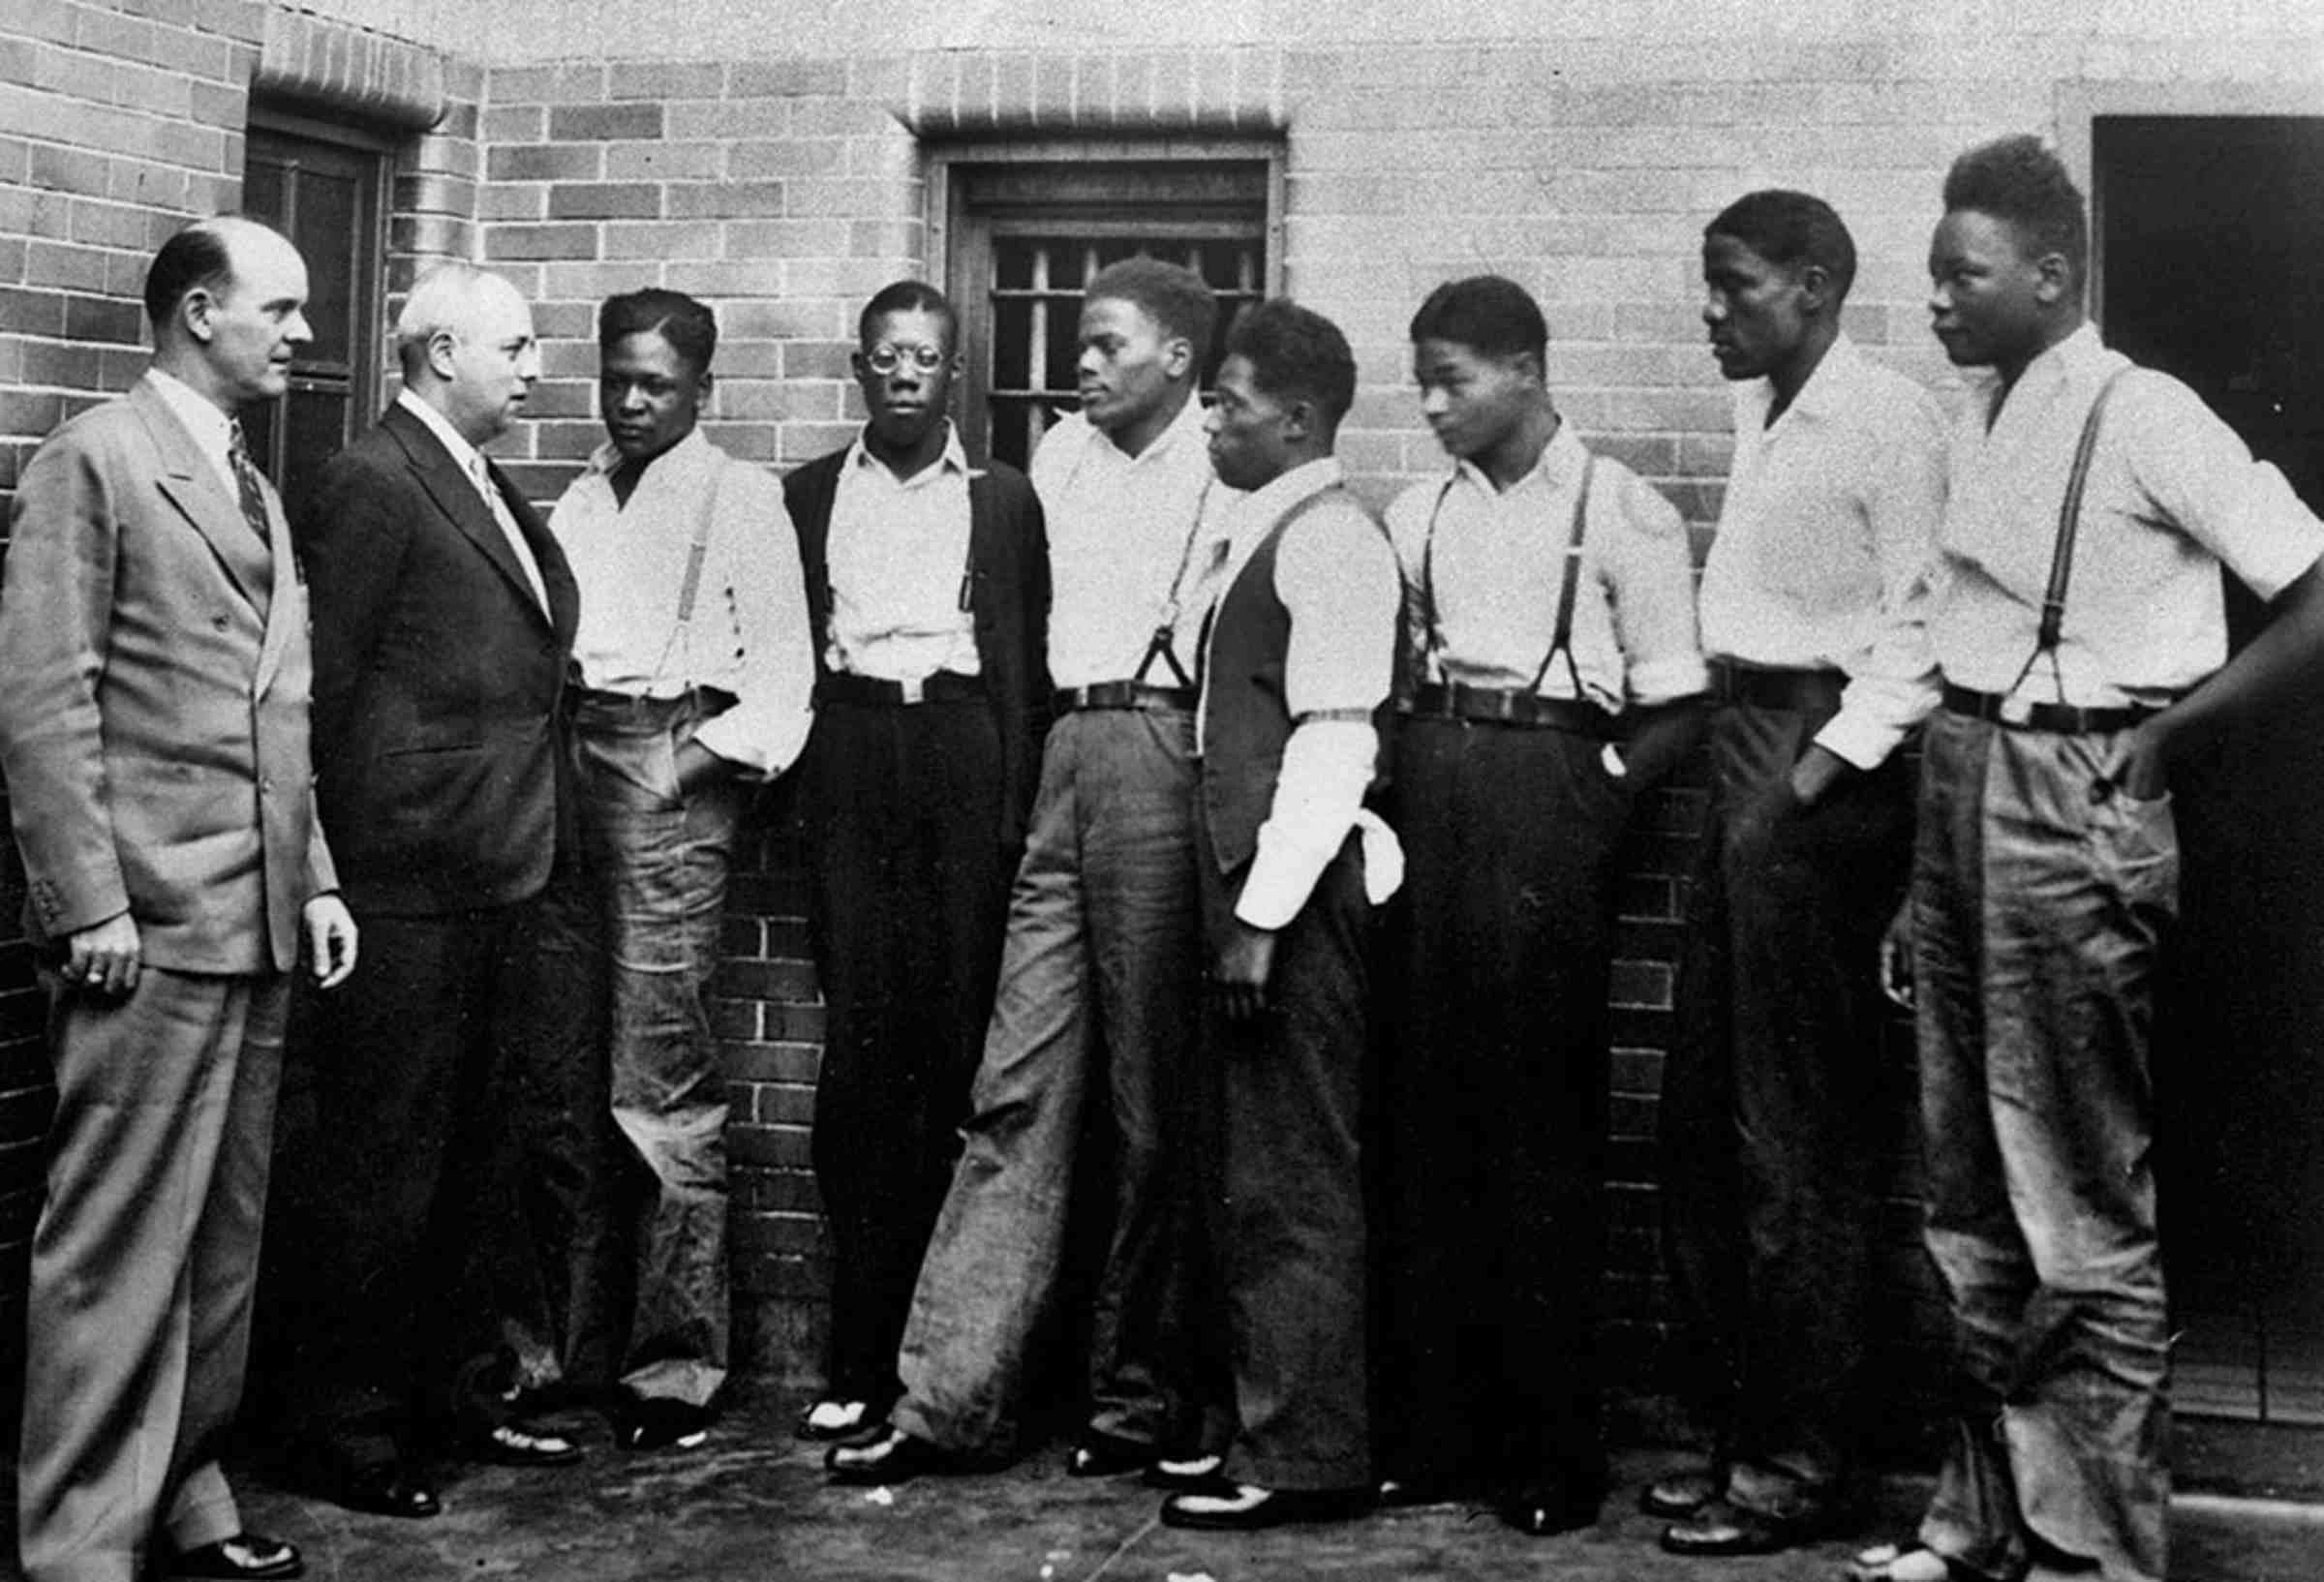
left=864, top=343, right=947, bottom=375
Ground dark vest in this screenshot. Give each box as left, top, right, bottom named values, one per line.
left=1200, top=484, right=1393, bottom=876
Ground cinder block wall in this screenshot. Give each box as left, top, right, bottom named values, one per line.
left=8, top=8, right=2321, bottom=1423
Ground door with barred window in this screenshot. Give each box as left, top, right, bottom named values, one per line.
left=941, top=156, right=1277, bottom=472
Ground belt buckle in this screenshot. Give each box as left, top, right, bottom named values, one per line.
left=1998, top=693, right=2034, bottom=726
left=900, top=676, right=927, bottom=706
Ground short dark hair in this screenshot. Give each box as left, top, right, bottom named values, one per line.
left=859, top=279, right=959, bottom=352
left=1225, top=298, right=1358, bottom=428
left=598, top=288, right=717, bottom=372
left=1704, top=190, right=1857, bottom=303
left=1407, top=275, right=1547, bottom=365
left=143, top=217, right=242, bottom=328
left=1942, top=135, right=2088, bottom=288
left=1084, top=257, right=1217, bottom=352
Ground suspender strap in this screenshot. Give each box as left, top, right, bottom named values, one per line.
left=1133, top=478, right=1215, bottom=691
left=1418, top=451, right=1596, bottom=699
left=673, top=463, right=722, bottom=628
left=1527, top=452, right=1596, bottom=698
left=2007, top=368, right=2130, bottom=702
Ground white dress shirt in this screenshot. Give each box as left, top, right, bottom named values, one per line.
left=1028, top=396, right=1237, bottom=689
left=1698, top=334, right=1946, bottom=768
left=1204, top=456, right=1404, bottom=930
left=1935, top=323, right=2324, bottom=706
left=394, top=388, right=549, bottom=613
left=550, top=429, right=815, bottom=777
left=823, top=421, right=980, bottom=681
left=1384, top=419, right=1706, bottom=714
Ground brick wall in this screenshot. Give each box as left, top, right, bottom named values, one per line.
left=7, top=7, right=2323, bottom=1420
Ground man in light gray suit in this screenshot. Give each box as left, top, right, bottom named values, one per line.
left=0, top=215, right=357, bottom=1582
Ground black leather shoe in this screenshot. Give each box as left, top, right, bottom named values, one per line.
left=826, top=1426, right=957, bottom=1486
left=1377, top=1476, right=1474, bottom=1508
left=613, top=1392, right=715, bottom=1452
left=1066, top=1428, right=1156, bottom=1477
left=171, top=1533, right=304, bottom=1579
left=1639, top=1463, right=1723, bottom=1518
left=1144, top=1452, right=1229, bottom=1495
left=1498, top=1482, right=1602, bottom=1536
left=465, top=1421, right=584, bottom=1468
left=1160, top=1482, right=1374, bottom=1530
left=335, top=1458, right=442, bottom=1519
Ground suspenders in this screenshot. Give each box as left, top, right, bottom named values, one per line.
left=645, top=461, right=725, bottom=693
left=2003, top=368, right=2131, bottom=705
left=1419, top=451, right=1597, bottom=700
left=1132, top=477, right=1215, bottom=691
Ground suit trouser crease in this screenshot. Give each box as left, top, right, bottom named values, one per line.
left=808, top=698, right=1014, bottom=1405
left=1911, top=709, right=2174, bottom=1582
left=1660, top=699, right=1914, bottom=1500
left=1376, top=719, right=1627, bottom=1494
left=288, top=905, right=543, bottom=1449
left=1199, top=822, right=1371, bottom=1493
left=894, top=708, right=1206, bottom=1456
left=19, top=968, right=285, bottom=1582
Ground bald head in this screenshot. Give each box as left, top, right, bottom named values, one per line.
left=144, top=216, right=311, bottom=413
left=395, top=263, right=540, bottom=446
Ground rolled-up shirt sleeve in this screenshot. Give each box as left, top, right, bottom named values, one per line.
left=1234, top=502, right=1403, bottom=929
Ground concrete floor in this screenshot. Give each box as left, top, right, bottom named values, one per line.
left=219, top=1390, right=2324, bottom=1582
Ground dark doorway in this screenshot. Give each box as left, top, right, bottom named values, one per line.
left=2095, top=113, right=2324, bottom=1425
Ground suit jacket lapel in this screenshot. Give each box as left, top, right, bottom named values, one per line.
left=485, top=456, right=577, bottom=646
left=385, top=405, right=555, bottom=632
left=133, top=378, right=273, bottom=619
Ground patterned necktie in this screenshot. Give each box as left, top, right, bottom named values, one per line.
left=227, top=419, right=271, bottom=545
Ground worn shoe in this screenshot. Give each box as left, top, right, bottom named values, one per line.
left=614, top=1392, right=715, bottom=1452
left=1662, top=1498, right=1823, bottom=1556
left=1066, top=1428, right=1156, bottom=1477
left=826, top=1426, right=958, bottom=1485
left=170, top=1534, right=303, bottom=1579
left=1639, top=1463, right=1724, bottom=1518
left=1144, top=1452, right=1228, bottom=1495
left=465, top=1421, right=584, bottom=1468
left=793, top=1398, right=873, bottom=1442
left=1498, top=1478, right=1603, bottom=1537
left=1845, top=1542, right=1974, bottom=1582
left=1160, top=1482, right=1374, bottom=1530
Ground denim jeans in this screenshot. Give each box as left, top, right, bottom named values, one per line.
left=892, top=707, right=1207, bottom=1457
left=568, top=688, right=746, bottom=1407
left=1911, top=707, right=2175, bottom=1582
left=1661, top=696, right=1914, bottom=1506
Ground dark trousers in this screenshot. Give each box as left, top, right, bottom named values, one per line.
left=806, top=697, right=1013, bottom=1406
left=893, top=708, right=1207, bottom=1457
left=1373, top=718, right=1629, bottom=1499
left=1199, top=822, right=1371, bottom=1493
left=1660, top=700, right=1913, bottom=1502
left=279, top=902, right=549, bottom=1457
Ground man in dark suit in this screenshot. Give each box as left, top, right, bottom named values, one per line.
left=784, top=280, right=1050, bottom=1440
left=0, top=215, right=356, bottom=1582
left=283, top=260, right=584, bottom=1516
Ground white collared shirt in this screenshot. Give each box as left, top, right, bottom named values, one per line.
left=824, top=421, right=980, bottom=680
left=1698, top=335, right=1946, bottom=768
left=395, top=388, right=549, bottom=613
left=1202, top=455, right=1404, bottom=929
left=1384, top=420, right=1707, bottom=715
left=1935, top=323, right=2324, bottom=706
left=1029, top=396, right=1238, bottom=689
left=550, top=429, right=816, bottom=778
left=146, top=368, right=238, bottom=502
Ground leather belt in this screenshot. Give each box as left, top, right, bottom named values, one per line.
left=817, top=670, right=986, bottom=707
left=1708, top=660, right=1846, bottom=713
left=1054, top=682, right=1198, bottom=714
left=1403, top=683, right=1616, bottom=739
left=1941, top=683, right=2161, bottom=735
